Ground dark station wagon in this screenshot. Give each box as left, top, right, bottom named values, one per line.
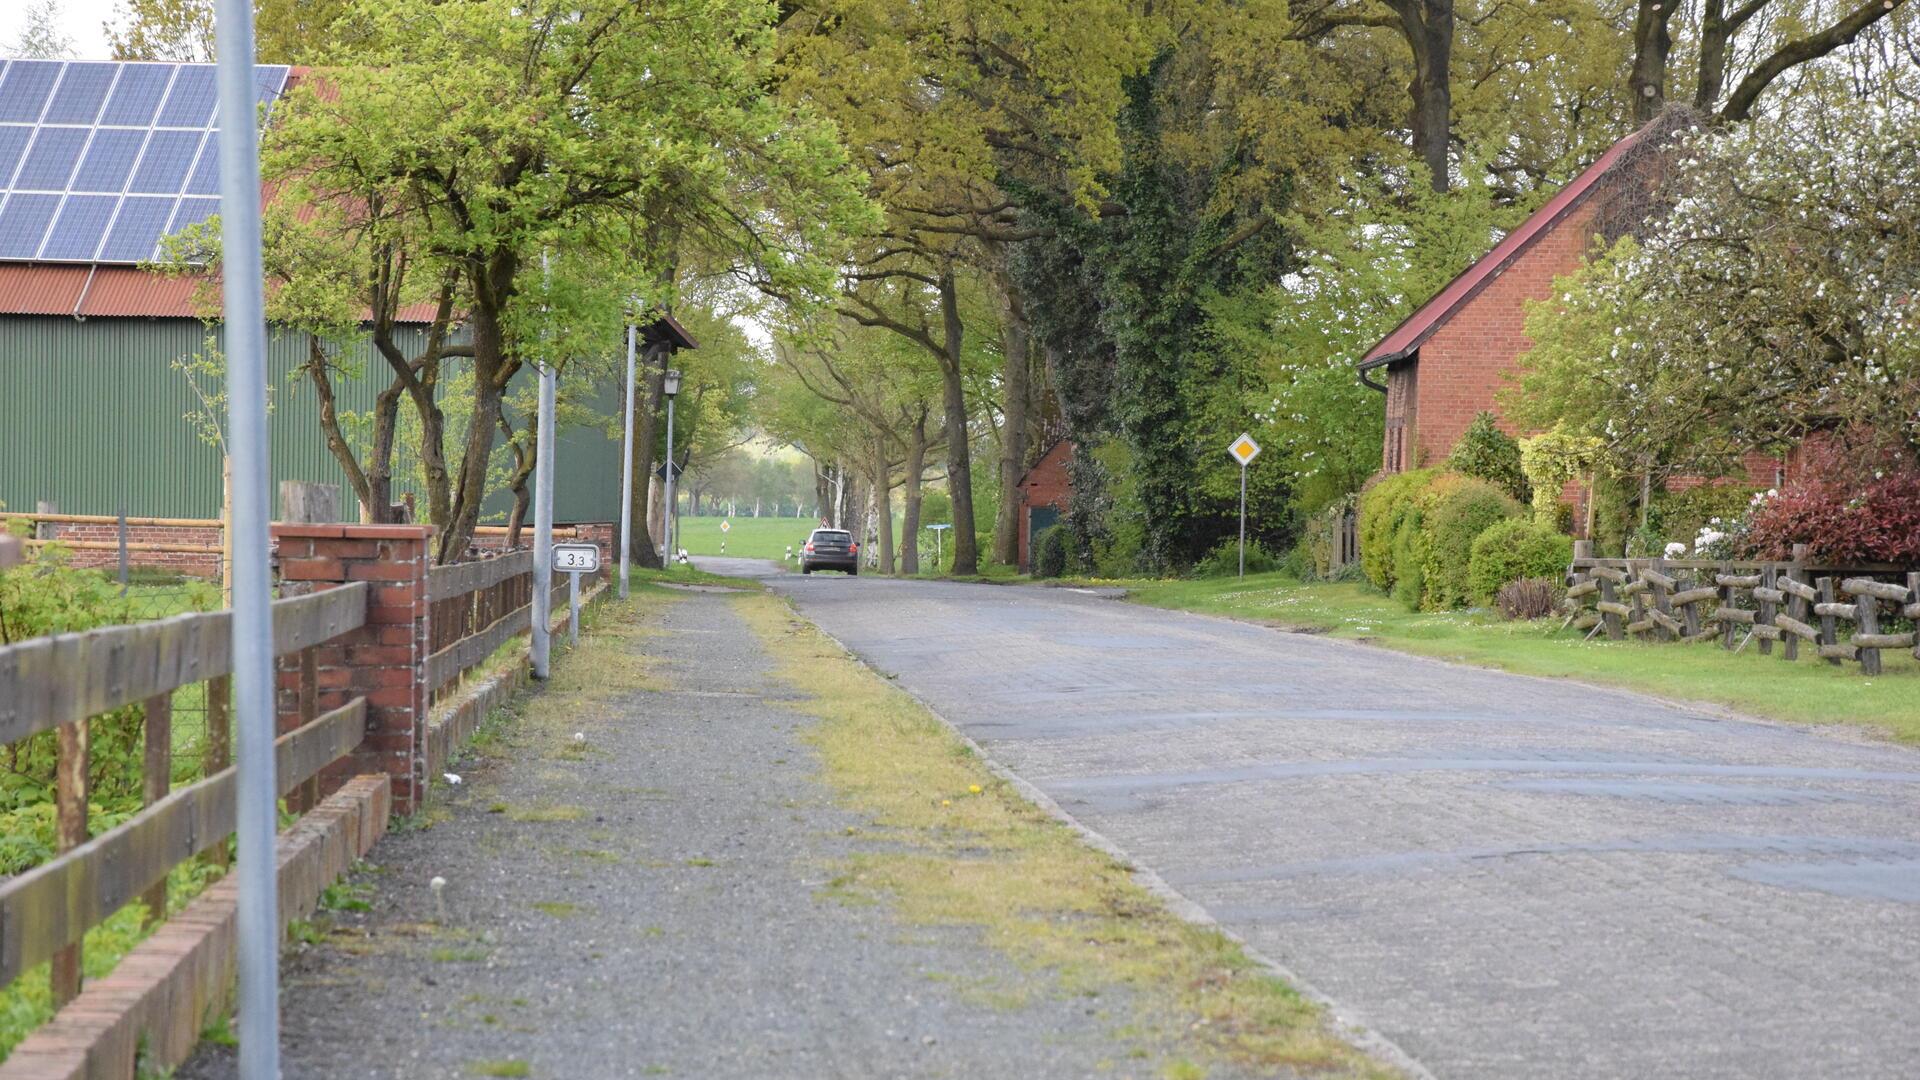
left=800, top=528, right=859, bottom=575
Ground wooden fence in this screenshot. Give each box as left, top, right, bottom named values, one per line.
left=0, top=584, right=372, bottom=1008
left=1564, top=554, right=1919, bottom=676
left=0, top=531, right=595, bottom=1042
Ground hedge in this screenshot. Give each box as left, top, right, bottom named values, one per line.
left=1467, top=518, right=1574, bottom=604
left=1422, top=478, right=1522, bottom=609
left=1358, top=468, right=1438, bottom=590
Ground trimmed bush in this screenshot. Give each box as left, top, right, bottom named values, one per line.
left=1193, top=537, right=1280, bottom=578
left=1467, top=517, right=1574, bottom=604
left=1445, top=411, right=1529, bottom=503
left=1358, top=468, right=1437, bottom=590
left=1033, top=527, right=1068, bottom=578
left=1422, top=478, right=1522, bottom=609
left=1744, top=433, right=1920, bottom=564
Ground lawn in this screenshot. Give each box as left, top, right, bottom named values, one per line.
left=676, top=514, right=815, bottom=562
left=1120, top=572, right=1920, bottom=744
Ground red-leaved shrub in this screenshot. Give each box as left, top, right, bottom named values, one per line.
left=1745, top=434, right=1920, bottom=564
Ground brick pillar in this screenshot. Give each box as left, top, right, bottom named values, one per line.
left=271, top=525, right=433, bottom=814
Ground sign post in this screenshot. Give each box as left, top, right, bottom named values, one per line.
left=928, top=523, right=951, bottom=573
left=619, top=311, right=638, bottom=600
left=554, top=542, right=599, bottom=647
left=1228, top=433, right=1261, bottom=578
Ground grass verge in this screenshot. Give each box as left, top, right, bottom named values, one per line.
left=733, top=590, right=1393, bottom=1080
left=1121, top=572, right=1920, bottom=743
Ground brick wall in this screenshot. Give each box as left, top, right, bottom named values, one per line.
left=1409, top=203, right=1600, bottom=466
left=37, top=521, right=222, bottom=576
left=1016, top=441, right=1074, bottom=571
left=271, top=524, right=433, bottom=814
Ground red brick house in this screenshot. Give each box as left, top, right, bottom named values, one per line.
left=1015, top=439, right=1074, bottom=572
left=1356, top=125, right=1780, bottom=491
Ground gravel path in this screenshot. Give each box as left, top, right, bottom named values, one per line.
left=696, top=557, right=1920, bottom=1080
left=180, top=588, right=1164, bottom=1079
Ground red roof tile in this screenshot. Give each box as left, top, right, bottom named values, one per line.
left=1359, top=124, right=1652, bottom=366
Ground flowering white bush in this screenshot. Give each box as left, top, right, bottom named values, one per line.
left=1663, top=541, right=1687, bottom=559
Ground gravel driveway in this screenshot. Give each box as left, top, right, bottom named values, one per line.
left=700, top=557, right=1920, bottom=1080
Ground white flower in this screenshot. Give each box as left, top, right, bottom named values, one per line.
left=443, top=773, right=462, bottom=786
left=430, top=876, right=447, bottom=892
left=572, top=732, right=586, bottom=744
left=1664, top=542, right=1687, bottom=558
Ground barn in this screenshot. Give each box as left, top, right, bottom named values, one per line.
left=0, top=57, right=625, bottom=525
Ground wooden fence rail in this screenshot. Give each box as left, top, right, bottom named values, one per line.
left=0, top=583, right=369, bottom=1005
left=1563, top=555, right=1917, bottom=676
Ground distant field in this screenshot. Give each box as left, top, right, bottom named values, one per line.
left=677, top=515, right=816, bottom=561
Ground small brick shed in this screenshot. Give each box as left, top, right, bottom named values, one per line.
left=1015, top=439, right=1074, bottom=572
left=1356, top=124, right=1779, bottom=489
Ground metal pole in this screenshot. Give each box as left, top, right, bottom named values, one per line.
left=213, top=3, right=279, bottom=1073
left=531, top=361, right=556, bottom=678
left=662, top=393, right=677, bottom=562
left=568, top=570, right=580, bottom=647
left=618, top=319, right=636, bottom=599
left=1238, top=462, right=1248, bottom=578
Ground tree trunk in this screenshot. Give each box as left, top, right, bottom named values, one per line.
left=939, top=268, right=979, bottom=574
left=870, top=435, right=894, bottom=574
left=992, top=281, right=1030, bottom=566
left=629, top=345, right=667, bottom=569
left=503, top=414, right=535, bottom=548
left=1392, top=0, right=1454, bottom=192
left=438, top=254, right=518, bottom=563
left=1630, top=0, right=1677, bottom=122
left=900, top=411, right=928, bottom=575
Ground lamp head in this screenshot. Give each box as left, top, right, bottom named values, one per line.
left=663, top=369, right=682, bottom=396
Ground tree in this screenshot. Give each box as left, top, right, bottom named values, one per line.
left=109, top=0, right=352, bottom=63
left=267, top=0, right=869, bottom=562
left=1626, top=0, right=1913, bottom=122
left=9, top=0, right=74, bottom=58
left=1511, top=93, right=1920, bottom=480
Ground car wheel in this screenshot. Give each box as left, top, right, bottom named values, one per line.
left=849, top=565, right=858, bottom=576
left=801, top=563, right=811, bottom=575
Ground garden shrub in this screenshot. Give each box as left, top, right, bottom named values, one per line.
left=1495, top=577, right=1563, bottom=621
left=1295, top=498, right=1355, bottom=580
left=1445, top=411, right=1529, bottom=503
left=1033, top=526, right=1069, bottom=578
left=1467, top=518, right=1574, bottom=604
left=1421, top=478, right=1522, bottom=609
left=1744, top=434, right=1920, bottom=564
left=1192, top=537, right=1280, bottom=578
left=1358, top=468, right=1437, bottom=590
left=1652, top=482, right=1761, bottom=556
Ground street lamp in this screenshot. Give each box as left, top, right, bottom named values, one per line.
left=662, top=369, right=682, bottom=562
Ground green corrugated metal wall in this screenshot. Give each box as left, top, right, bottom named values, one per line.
left=0, top=315, right=623, bottom=522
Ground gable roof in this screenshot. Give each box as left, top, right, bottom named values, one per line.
left=1358, top=123, right=1653, bottom=368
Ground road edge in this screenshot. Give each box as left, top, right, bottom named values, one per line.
left=792, top=608, right=1439, bottom=1080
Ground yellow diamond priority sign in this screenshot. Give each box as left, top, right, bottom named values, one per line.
left=1228, top=433, right=1261, bottom=467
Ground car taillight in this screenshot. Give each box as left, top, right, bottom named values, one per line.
left=805, top=543, right=815, bottom=552
left=849, top=543, right=858, bottom=554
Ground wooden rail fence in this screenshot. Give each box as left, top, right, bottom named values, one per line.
left=1564, top=555, right=1918, bottom=675
left=0, top=584, right=372, bottom=1006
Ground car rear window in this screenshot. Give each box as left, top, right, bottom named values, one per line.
left=812, top=531, right=852, bottom=541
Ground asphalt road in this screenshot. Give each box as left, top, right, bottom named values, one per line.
left=701, top=556, right=1920, bottom=1080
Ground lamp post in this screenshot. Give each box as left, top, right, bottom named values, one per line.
left=662, top=368, right=682, bottom=562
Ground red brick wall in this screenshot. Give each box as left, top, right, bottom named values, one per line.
left=272, top=525, right=433, bottom=814
left=37, top=522, right=222, bottom=576
left=1016, top=441, right=1074, bottom=572
left=1409, top=202, right=1601, bottom=466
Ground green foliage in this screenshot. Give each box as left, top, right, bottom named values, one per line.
left=1445, top=412, right=1528, bottom=503
left=1518, top=427, right=1604, bottom=523
left=1467, top=519, right=1574, bottom=606
left=1357, top=468, right=1437, bottom=590
left=1293, top=499, right=1355, bottom=581
left=1421, top=479, right=1522, bottom=610
left=1191, top=538, right=1281, bottom=579
left=1033, top=526, right=1070, bottom=579
left=1493, top=577, right=1564, bottom=621
left=1649, top=484, right=1763, bottom=557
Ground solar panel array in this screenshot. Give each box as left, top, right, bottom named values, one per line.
left=0, top=60, right=290, bottom=265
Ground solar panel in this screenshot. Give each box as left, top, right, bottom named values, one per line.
left=0, top=61, right=59, bottom=123
left=45, top=63, right=116, bottom=124
left=0, top=59, right=292, bottom=264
